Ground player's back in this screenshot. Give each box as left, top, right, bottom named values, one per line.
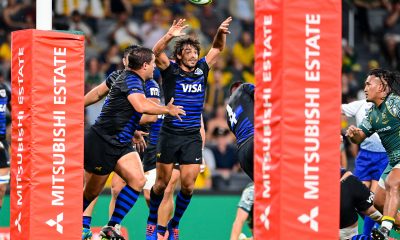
left=226, top=83, right=254, bottom=147
left=92, top=70, right=144, bottom=147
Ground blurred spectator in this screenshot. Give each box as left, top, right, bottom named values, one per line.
left=69, top=10, right=93, bottom=43
left=226, top=58, right=254, bottom=84
left=2, top=0, right=34, bottom=31
left=140, top=9, right=167, bottom=48
left=232, top=31, right=254, bottom=68
left=194, top=163, right=212, bottom=190
left=208, top=127, right=240, bottom=178
left=197, top=3, right=224, bottom=42
left=0, top=33, right=11, bottom=64
left=384, top=1, right=400, bottom=68
left=228, top=0, right=254, bottom=33
left=143, top=0, right=172, bottom=28
left=109, top=11, right=142, bottom=48
left=55, top=0, right=90, bottom=16
left=99, top=44, right=123, bottom=76
left=353, top=0, right=391, bottom=42
left=104, top=0, right=132, bottom=17
left=85, top=57, right=104, bottom=91
left=205, top=70, right=229, bottom=116
left=206, top=105, right=230, bottom=143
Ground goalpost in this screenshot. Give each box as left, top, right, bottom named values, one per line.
left=10, top=1, right=84, bottom=239
left=253, top=0, right=342, bottom=239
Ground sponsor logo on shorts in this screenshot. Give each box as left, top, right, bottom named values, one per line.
left=94, top=166, right=102, bottom=172
left=156, top=153, right=161, bottom=158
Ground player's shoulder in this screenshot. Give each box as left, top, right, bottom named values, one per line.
left=196, top=57, right=209, bottom=71
left=386, top=92, right=400, bottom=104
left=385, top=93, right=400, bottom=116
left=145, top=79, right=159, bottom=88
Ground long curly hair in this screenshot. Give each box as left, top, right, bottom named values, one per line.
left=172, top=36, right=201, bottom=64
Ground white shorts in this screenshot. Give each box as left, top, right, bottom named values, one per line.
left=143, top=168, right=156, bottom=190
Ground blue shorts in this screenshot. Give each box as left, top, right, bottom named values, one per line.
left=353, top=149, right=388, bottom=181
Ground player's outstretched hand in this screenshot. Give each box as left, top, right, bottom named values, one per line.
left=167, top=97, right=186, bottom=121
left=133, top=130, right=149, bottom=153
left=168, top=19, right=188, bottom=38
left=219, top=16, right=232, bottom=35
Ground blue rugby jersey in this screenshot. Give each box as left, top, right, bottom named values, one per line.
left=0, top=83, right=10, bottom=140
left=161, top=57, right=209, bottom=134
left=226, top=83, right=254, bottom=147
left=144, top=79, right=163, bottom=145
left=105, top=70, right=123, bottom=89
left=92, top=70, right=144, bottom=147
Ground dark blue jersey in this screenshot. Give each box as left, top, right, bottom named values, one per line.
left=144, top=79, right=163, bottom=146
left=0, top=83, right=10, bottom=140
left=105, top=70, right=123, bottom=89
left=161, top=57, right=209, bottom=134
left=92, top=70, right=144, bottom=147
left=226, top=83, right=254, bottom=147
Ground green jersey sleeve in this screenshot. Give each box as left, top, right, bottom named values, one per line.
left=358, top=108, right=374, bottom=138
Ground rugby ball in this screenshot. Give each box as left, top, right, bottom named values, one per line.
left=187, top=0, right=212, bottom=5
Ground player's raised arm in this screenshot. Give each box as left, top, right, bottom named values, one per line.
left=205, top=16, right=232, bottom=67
left=153, top=19, right=188, bottom=70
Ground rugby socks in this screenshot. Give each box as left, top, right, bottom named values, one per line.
left=83, top=216, right=92, bottom=229
left=108, top=185, right=139, bottom=227
left=147, top=187, right=164, bottom=224
left=362, top=216, right=375, bottom=235
left=157, top=225, right=167, bottom=236
left=381, top=216, right=395, bottom=231
left=83, top=196, right=91, bottom=212
left=169, top=191, right=192, bottom=228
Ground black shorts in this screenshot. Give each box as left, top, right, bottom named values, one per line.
left=84, top=128, right=135, bottom=175
left=142, top=144, right=157, bottom=172
left=238, top=136, right=254, bottom=180
left=157, top=129, right=202, bottom=165
left=0, top=139, right=9, bottom=169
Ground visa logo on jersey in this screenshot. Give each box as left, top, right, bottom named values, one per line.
left=181, top=84, right=202, bottom=93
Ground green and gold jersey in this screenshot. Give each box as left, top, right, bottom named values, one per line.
left=359, top=93, right=400, bottom=164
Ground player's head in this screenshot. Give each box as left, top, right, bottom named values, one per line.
left=229, top=81, right=244, bottom=95
left=365, top=68, right=394, bottom=102
left=122, top=44, right=140, bottom=67
left=126, top=46, right=155, bottom=80
left=173, top=36, right=201, bottom=70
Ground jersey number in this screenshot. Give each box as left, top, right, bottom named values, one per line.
left=226, top=104, right=237, bottom=128
left=150, top=88, right=159, bottom=96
